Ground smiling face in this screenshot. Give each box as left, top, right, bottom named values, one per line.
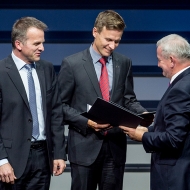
left=92, top=26, right=123, bottom=57
left=14, top=27, right=45, bottom=63
left=157, top=46, right=174, bottom=79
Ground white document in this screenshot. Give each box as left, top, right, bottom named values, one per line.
left=87, top=104, right=92, bottom=111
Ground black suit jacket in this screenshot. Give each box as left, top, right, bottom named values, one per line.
left=142, top=68, right=190, bottom=190
left=0, top=55, right=66, bottom=178
left=58, top=49, right=146, bottom=166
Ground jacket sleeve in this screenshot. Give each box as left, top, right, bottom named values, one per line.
left=49, top=64, right=67, bottom=160
left=122, top=59, right=147, bottom=114
left=142, top=86, right=190, bottom=153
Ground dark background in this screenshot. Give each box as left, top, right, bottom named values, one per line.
left=1, top=0, right=190, bottom=9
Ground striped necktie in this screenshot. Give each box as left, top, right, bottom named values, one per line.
left=25, top=64, right=39, bottom=140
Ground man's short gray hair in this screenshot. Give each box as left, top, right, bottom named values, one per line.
left=157, top=34, right=190, bottom=61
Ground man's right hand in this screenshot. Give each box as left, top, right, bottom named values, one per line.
left=119, top=125, right=148, bottom=141
left=87, top=119, right=111, bottom=131
left=0, top=163, right=16, bottom=184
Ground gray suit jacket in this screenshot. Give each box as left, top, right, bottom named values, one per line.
left=0, top=55, right=66, bottom=178
left=58, top=49, right=146, bottom=166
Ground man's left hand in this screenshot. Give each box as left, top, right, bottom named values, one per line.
left=53, top=159, right=66, bottom=176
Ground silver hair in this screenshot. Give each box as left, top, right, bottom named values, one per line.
left=157, top=34, right=190, bottom=61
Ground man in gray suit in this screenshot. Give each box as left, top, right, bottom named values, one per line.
left=58, top=10, right=148, bottom=190
left=0, top=17, right=66, bottom=190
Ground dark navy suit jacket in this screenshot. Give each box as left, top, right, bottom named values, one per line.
left=142, top=67, right=190, bottom=190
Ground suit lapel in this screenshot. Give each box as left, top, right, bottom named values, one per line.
left=171, top=67, right=190, bottom=87
left=110, top=53, right=120, bottom=100
left=157, top=67, right=190, bottom=110
left=6, top=56, right=30, bottom=110
left=82, top=50, right=102, bottom=98
left=159, top=83, right=172, bottom=103
left=35, top=61, right=46, bottom=119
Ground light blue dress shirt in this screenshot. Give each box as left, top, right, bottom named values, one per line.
left=89, top=45, right=113, bottom=91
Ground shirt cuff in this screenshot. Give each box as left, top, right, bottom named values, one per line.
left=0, top=159, right=8, bottom=166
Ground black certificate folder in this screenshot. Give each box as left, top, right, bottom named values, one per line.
left=81, top=98, right=143, bottom=128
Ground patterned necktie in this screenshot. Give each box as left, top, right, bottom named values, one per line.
left=99, top=57, right=110, bottom=101
left=25, top=64, right=39, bottom=140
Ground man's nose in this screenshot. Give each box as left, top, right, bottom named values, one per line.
left=109, top=42, right=116, bottom=50
left=39, top=44, right=44, bottom=51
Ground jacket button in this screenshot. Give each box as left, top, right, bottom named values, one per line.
left=28, top=119, right=32, bottom=122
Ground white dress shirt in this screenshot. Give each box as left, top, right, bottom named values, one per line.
left=170, top=66, right=190, bottom=84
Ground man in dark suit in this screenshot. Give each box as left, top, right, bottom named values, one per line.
left=120, top=34, right=190, bottom=190
left=0, top=17, right=66, bottom=190
left=58, top=10, right=148, bottom=190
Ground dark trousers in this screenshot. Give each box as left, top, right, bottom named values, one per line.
left=70, top=140, right=125, bottom=190
left=0, top=141, right=51, bottom=190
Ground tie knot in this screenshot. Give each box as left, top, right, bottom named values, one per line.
left=25, top=64, right=34, bottom=71
left=99, top=57, right=107, bottom=66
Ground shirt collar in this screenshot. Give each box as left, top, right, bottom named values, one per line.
left=11, top=51, right=36, bottom=71
left=170, top=66, right=190, bottom=84
left=89, top=44, right=112, bottom=64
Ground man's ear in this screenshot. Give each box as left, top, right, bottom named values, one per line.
left=14, top=40, right=22, bottom=51
left=170, top=56, right=176, bottom=68
left=92, top=27, right=98, bottom=38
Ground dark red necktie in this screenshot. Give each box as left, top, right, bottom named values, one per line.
left=99, top=57, right=109, bottom=101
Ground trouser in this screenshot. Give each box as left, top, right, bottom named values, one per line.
left=0, top=140, right=51, bottom=190
left=70, top=140, right=125, bottom=190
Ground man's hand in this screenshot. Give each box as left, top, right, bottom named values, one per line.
left=0, top=163, right=16, bottom=184
left=119, top=125, right=148, bottom=141
left=53, top=160, right=66, bottom=176
left=87, top=119, right=112, bottom=131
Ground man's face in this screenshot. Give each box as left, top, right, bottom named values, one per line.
left=157, top=46, right=173, bottom=79
left=92, top=26, right=123, bottom=57
left=15, top=27, right=45, bottom=63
